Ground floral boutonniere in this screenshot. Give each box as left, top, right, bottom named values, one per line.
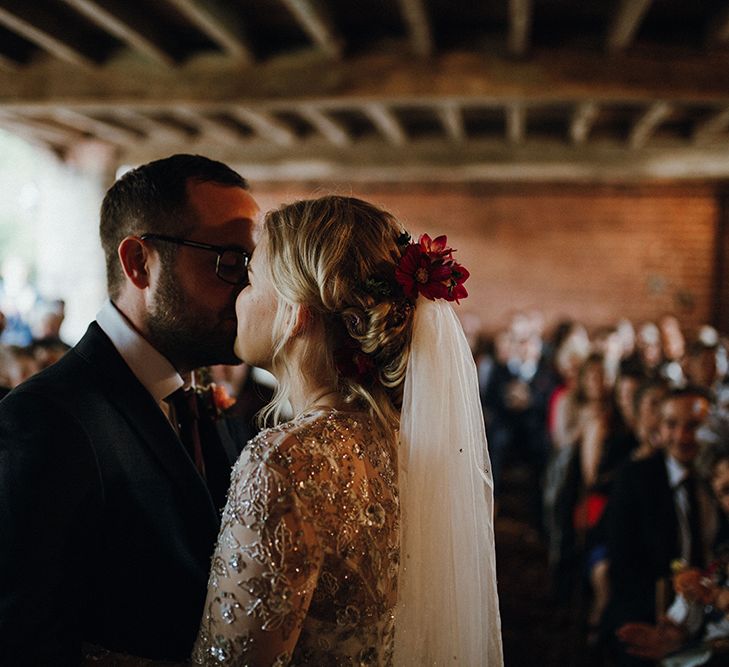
left=194, top=382, right=237, bottom=420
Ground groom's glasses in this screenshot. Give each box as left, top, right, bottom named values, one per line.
left=139, top=233, right=250, bottom=286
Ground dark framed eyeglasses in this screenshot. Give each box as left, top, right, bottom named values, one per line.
left=139, top=233, right=250, bottom=286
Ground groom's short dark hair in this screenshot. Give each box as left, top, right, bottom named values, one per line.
left=100, top=154, right=249, bottom=299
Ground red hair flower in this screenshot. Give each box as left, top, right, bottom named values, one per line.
left=334, top=339, right=376, bottom=384
left=395, top=234, right=469, bottom=303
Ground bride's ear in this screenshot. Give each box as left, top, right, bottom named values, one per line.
left=290, top=304, right=312, bottom=337
left=118, top=237, right=151, bottom=289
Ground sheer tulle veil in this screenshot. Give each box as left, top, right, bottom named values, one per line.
left=395, top=299, right=503, bottom=666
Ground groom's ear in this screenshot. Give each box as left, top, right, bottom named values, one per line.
left=118, top=236, right=151, bottom=289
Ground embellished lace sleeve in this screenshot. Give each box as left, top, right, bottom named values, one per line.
left=192, top=431, right=324, bottom=667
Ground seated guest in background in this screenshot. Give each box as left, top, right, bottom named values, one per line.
left=0, top=345, right=39, bottom=389
left=604, top=387, right=716, bottom=666
left=617, top=442, right=729, bottom=665
left=631, top=378, right=670, bottom=461
left=683, top=340, right=720, bottom=399
left=543, top=321, right=591, bottom=598
left=614, top=366, right=643, bottom=438
left=659, top=314, right=686, bottom=388
left=568, top=355, right=636, bottom=643
left=636, top=322, right=665, bottom=380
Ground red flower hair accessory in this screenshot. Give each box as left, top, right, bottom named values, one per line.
left=334, top=338, right=376, bottom=384
left=395, top=234, right=470, bottom=303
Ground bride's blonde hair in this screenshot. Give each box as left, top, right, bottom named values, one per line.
left=260, top=195, right=415, bottom=432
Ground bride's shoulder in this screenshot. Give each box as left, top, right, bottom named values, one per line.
left=238, top=409, right=374, bottom=474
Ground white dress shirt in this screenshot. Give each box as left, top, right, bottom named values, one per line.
left=95, top=300, right=184, bottom=418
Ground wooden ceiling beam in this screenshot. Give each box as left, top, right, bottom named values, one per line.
left=397, top=0, right=433, bottom=57
left=606, top=0, right=654, bottom=53
left=705, top=6, right=729, bottom=48
left=628, top=101, right=672, bottom=148
left=111, top=109, right=191, bottom=142
left=165, top=0, right=254, bottom=63
left=2, top=51, right=729, bottom=105
left=506, top=103, right=526, bottom=144
left=508, top=0, right=533, bottom=57
left=0, top=111, right=79, bottom=146
left=116, top=136, right=729, bottom=183
left=59, top=0, right=175, bottom=67
left=279, top=0, right=343, bottom=59
left=570, top=102, right=600, bottom=144
left=693, top=107, right=729, bottom=144
left=172, top=108, right=249, bottom=145
left=297, top=105, right=351, bottom=146
left=0, top=2, right=97, bottom=68
left=362, top=103, right=407, bottom=145
left=229, top=107, right=297, bottom=146
left=0, top=54, right=19, bottom=72
left=437, top=102, right=465, bottom=142
left=45, top=108, right=141, bottom=144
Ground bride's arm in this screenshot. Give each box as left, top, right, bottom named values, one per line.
left=192, top=443, right=323, bottom=666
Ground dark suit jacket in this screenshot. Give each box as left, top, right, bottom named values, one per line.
left=0, top=323, right=238, bottom=665
left=605, top=452, right=715, bottom=631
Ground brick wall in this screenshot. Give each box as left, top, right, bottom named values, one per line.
left=251, top=183, right=720, bottom=336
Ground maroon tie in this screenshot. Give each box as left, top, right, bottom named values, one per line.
left=166, top=387, right=206, bottom=479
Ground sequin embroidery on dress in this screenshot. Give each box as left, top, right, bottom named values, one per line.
left=192, top=409, right=399, bottom=667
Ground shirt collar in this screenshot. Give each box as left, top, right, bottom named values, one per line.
left=95, top=300, right=184, bottom=404
left=665, top=453, right=690, bottom=489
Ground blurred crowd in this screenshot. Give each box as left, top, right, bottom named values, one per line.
left=478, top=311, right=729, bottom=666
left=0, top=256, right=70, bottom=397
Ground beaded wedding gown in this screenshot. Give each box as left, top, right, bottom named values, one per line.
left=192, top=408, right=400, bottom=666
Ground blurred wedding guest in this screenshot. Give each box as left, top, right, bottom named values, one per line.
left=30, top=299, right=68, bottom=345
left=548, top=322, right=591, bottom=449
left=699, top=325, right=720, bottom=348
left=631, top=378, right=670, bottom=461
left=0, top=256, right=37, bottom=347
left=593, top=326, right=623, bottom=388
left=484, top=311, right=554, bottom=528
left=604, top=387, right=716, bottom=666
left=569, top=355, right=635, bottom=638
left=615, top=365, right=645, bottom=436
left=543, top=322, right=590, bottom=590
left=30, top=339, right=70, bottom=370
left=636, top=322, right=664, bottom=379
left=659, top=315, right=686, bottom=387
left=683, top=340, right=720, bottom=398
left=616, top=319, right=638, bottom=364
left=617, top=443, right=729, bottom=666
left=29, top=300, right=70, bottom=369
left=475, top=335, right=496, bottom=399
left=0, top=345, right=39, bottom=389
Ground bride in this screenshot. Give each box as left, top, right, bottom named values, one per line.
left=192, top=196, right=502, bottom=666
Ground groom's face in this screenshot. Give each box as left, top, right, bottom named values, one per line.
left=145, top=180, right=259, bottom=371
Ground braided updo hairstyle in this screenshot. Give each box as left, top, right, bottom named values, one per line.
left=261, top=195, right=415, bottom=432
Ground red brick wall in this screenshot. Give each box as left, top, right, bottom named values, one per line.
left=251, top=183, right=720, bottom=335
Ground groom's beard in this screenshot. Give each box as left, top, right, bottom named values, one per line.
left=145, top=269, right=240, bottom=371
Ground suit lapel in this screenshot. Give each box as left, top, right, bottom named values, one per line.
left=73, top=323, right=219, bottom=528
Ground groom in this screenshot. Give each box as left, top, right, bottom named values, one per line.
left=0, top=154, right=259, bottom=664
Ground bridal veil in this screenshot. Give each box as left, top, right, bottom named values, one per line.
left=396, top=299, right=503, bottom=666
